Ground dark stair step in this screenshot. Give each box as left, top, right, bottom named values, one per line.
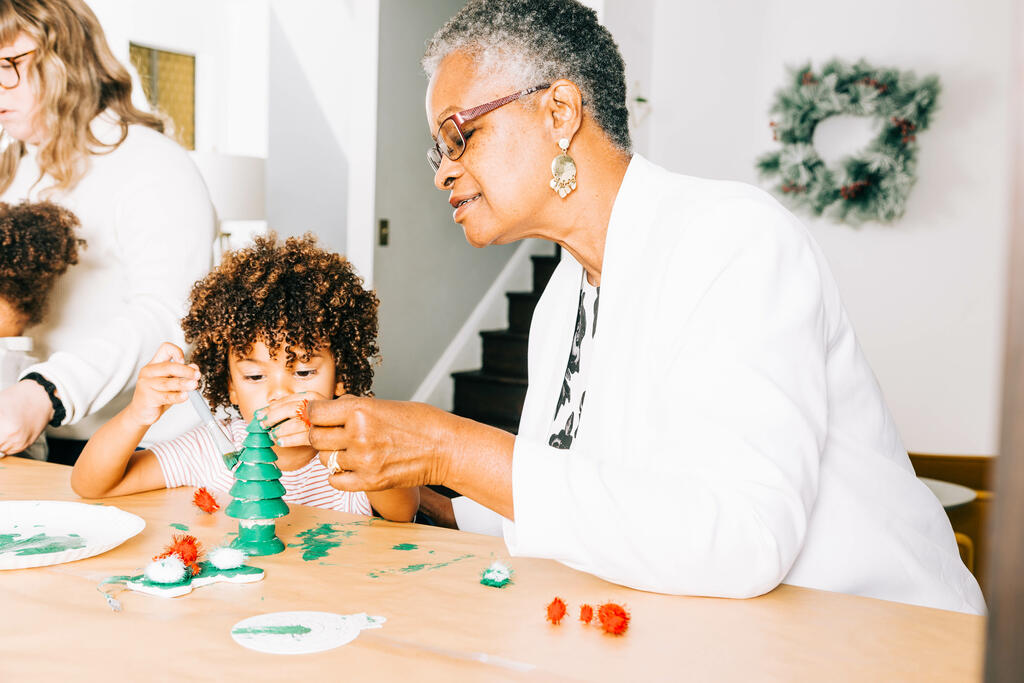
left=506, top=291, right=540, bottom=334
left=480, top=329, right=529, bottom=378
left=531, top=254, right=560, bottom=294
left=451, top=370, right=527, bottom=426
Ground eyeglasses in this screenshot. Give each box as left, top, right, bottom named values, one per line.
left=427, top=83, right=550, bottom=172
left=0, top=49, right=35, bottom=90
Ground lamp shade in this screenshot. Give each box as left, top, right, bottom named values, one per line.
left=189, top=152, right=266, bottom=222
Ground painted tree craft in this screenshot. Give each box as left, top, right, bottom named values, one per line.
left=225, top=418, right=288, bottom=555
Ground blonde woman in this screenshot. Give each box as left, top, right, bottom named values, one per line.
left=0, top=0, right=214, bottom=462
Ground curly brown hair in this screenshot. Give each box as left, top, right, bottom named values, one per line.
left=0, top=200, right=84, bottom=325
left=183, top=233, right=380, bottom=411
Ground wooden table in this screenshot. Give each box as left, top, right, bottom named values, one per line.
left=0, top=458, right=984, bottom=681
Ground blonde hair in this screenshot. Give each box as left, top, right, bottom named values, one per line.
left=0, top=0, right=165, bottom=196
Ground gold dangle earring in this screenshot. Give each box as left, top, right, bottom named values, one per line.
left=550, top=137, right=577, bottom=198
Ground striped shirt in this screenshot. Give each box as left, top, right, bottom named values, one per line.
left=151, top=417, right=372, bottom=515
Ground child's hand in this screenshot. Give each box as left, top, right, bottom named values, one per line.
left=126, top=343, right=200, bottom=427
left=254, top=392, right=328, bottom=447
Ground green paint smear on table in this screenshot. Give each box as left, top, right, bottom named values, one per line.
left=232, top=625, right=312, bottom=636
left=169, top=523, right=189, bottom=531
left=99, top=575, right=135, bottom=585
left=0, top=532, right=86, bottom=556
left=392, top=543, right=417, bottom=551
left=287, top=523, right=360, bottom=561
left=367, top=553, right=475, bottom=579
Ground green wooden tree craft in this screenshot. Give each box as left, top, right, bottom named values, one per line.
left=225, top=418, right=288, bottom=555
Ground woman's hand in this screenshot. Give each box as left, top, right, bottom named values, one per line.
left=306, top=396, right=454, bottom=491
left=124, top=343, right=199, bottom=428
left=0, top=380, right=54, bottom=456
left=306, top=396, right=516, bottom=519
left=254, top=391, right=330, bottom=447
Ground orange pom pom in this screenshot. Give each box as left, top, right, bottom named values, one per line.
left=296, top=399, right=312, bottom=428
left=579, top=604, right=593, bottom=624
left=154, top=534, right=203, bottom=575
left=193, top=487, right=219, bottom=514
left=597, top=603, right=630, bottom=635
left=546, top=597, right=567, bottom=625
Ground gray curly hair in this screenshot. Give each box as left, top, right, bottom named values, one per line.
left=423, top=0, right=631, bottom=153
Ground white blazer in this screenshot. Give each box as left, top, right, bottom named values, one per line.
left=457, top=154, right=984, bottom=614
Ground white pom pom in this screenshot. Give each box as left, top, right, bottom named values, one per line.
left=209, top=546, right=246, bottom=570
left=144, top=557, right=187, bottom=584
left=481, top=561, right=512, bottom=586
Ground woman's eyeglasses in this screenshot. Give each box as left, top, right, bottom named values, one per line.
left=427, top=84, right=550, bottom=172
left=0, top=50, right=36, bottom=90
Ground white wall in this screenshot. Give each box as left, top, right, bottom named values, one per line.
left=89, top=0, right=268, bottom=158
left=267, top=0, right=378, bottom=281
left=644, top=0, right=1014, bottom=455
left=371, top=0, right=522, bottom=401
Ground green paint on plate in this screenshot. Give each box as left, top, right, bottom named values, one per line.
left=391, top=543, right=417, bottom=551
left=169, top=523, right=189, bottom=531
left=232, top=624, right=311, bottom=636
left=0, top=532, right=87, bottom=556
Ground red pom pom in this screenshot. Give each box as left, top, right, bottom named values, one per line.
left=296, top=399, right=312, bottom=428
left=154, top=534, right=203, bottom=575
left=546, top=597, right=567, bottom=625
left=597, top=603, right=630, bottom=635
left=579, top=604, right=593, bottom=624
left=193, top=487, right=220, bottom=514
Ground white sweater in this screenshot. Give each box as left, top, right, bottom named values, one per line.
left=457, top=155, right=985, bottom=615
left=1, top=113, right=215, bottom=441
left=0, top=336, right=45, bottom=459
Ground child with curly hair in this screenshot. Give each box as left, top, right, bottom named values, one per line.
left=71, top=234, right=418, bottom=521
left=0, top=201, right=84, bottom=459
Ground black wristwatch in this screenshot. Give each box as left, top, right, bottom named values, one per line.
left=22, top=372, right=66, bottom=427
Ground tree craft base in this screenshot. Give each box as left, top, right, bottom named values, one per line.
left=231, top=533, right=285, bottom=556
left=125, top=560, right=264, bottom=598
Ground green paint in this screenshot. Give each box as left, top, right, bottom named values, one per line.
left=287, top=523, right=360, bottom=561
left=0, top=532, right=86, bottom=556
left=392, top=543, right=417, bottom=551
left=232, top=625, right=311, bottom=636
left=128, top=561, right=262, bottom=589
left=367, top=553, right=475, bottom=579
left=99, top=574, right=134, bottom=585
left=169, top=523, right=189, bottom=531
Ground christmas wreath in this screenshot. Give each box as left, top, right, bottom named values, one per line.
left=756, top=59, right=940, bottom=224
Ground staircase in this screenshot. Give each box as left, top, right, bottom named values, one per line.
left=450, top=249, right=560, bottom=434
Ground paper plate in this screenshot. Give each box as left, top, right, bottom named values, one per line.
left=0, top=500, right=146, bottom=570
left=231, top=611, right=385, bottom=655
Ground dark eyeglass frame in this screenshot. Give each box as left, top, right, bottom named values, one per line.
left=0, top=49, right=36, bottom=90
left=427, top=83, right=550, bottom=172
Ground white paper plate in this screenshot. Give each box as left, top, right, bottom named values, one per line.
left=0, top=500, right=146, bottom=570
left=231, top=611, right=385, bottom=655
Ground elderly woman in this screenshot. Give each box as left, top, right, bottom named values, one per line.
left=269, top=0, right=983, bottom=614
